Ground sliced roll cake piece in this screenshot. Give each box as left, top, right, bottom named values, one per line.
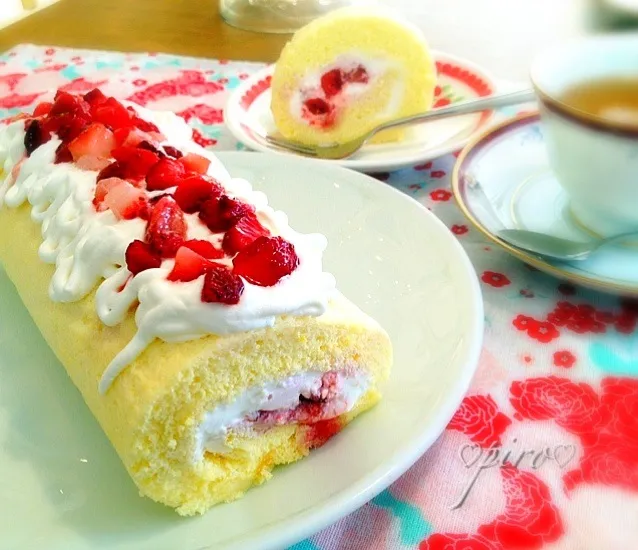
left=271, top=6, right=437, bottom=146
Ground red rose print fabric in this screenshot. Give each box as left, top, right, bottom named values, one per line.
left=510, top=377, right=606, bottom=436
left=447, top=395, right=511, bottom=448
left=477, top=467, right=564, bottom=548
left=420, top=534, right=500, bottom=550
left=420, top=467, right=563, bottom=549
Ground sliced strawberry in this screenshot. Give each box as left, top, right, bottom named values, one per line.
left=321, top=69, right=343, bottom=97
left=148, top=192, right=172, bottom=205
left=67, top=123, right=115, bottom=161
left=97, top=160, right=125, bottom=181
left=132, top=115, right=160, bottom=133
left=145, top=157, right=186, bottom=191
left=183, top=239, right=224, bottom=259
left=92, top=97, right=131, bottom=130
left=301, top=98, right=336, bottom=128
left=45, top=111, right=92, bottom=142
left=119, top=128, right=155, bottom=148
left=111, top=145, right=135, bottom=162
left=222, top=213, right=269, bottom=255
left=167, top=246, right=211, bottom=282
left=173, top=175, right=223, bottom=213
left=60, top=117, right=92, bottom=142
left=137, top=140, right=161, bottom=154
left=126, top=148, right=161, bottom=179
left=76, top=155, right=112, bottom=172
left=199, top=195, right=253, bottom=233
left=111, top=144, right=155, bottom=161
left=304, top=98, right=331, bottom=116
left=112, top=146, right=160, bottom=179
left=113, top=126, right=133, bottom=146
left=104, top=179, right=150, bottom=220
left=163, top=145, right=183, bottom=159
left=145, top=196, right=187, bottom=257
left=201, top=265, right=244, bottom=304
left=113, top=126, right=136, bottom=147
left=54, top=143, right=73, bottom=164
left=50, top=91, right=89, bottom=116
left=83, top=88, right=108, bottom=106
left=33, top=101, right=53, bottom=117
left=42, top=115, right=65, bottom=137
left=125, top=240, right=161, bottom=275
left=179, top=152, right=211, bottom=175
left=124, top=106, right=161, bottom=134
left=94, top=176, right=126, bottom=209
left=233, top=236, right=299, bottom=286
left=344, top=66, right=369, bottom=84
left=24, top=119, right=51, bottom=156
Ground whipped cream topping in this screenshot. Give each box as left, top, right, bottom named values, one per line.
left=0, top=106, right=336, bottom=394
left=194, top=370, right=369, bottom=460
left=289, top=52, right=405, bottom=126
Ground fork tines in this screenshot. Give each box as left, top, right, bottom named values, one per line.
left=265, top=135, right=317, bottom=157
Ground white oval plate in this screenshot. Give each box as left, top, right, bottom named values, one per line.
left=225, top=52, right=498, bottom=172
left=0, top=152, right=483, bottom=550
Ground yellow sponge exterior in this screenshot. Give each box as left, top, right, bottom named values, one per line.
left=0, top=199, right=392, bottom=515
left=271, top=7, right=437, bottom=145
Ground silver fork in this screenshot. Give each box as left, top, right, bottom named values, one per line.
left=265, top=89, right=535, bottom=160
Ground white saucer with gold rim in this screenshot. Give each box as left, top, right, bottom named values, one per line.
left=453, top=112, right=638, bottom=296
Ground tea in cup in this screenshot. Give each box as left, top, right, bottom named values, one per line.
left=530, top=34, right=638, bottom=237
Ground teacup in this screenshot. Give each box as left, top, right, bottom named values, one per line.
left=530, top=34, right=638, bottom=238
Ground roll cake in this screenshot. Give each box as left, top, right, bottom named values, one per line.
left=270, top=7, right=437, bottom=146
left=0, top=90, right=392, bottom=515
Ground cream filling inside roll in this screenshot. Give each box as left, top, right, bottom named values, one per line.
left=288, top=52, right=405, bottom=125
left=195, top=370, right=369, bottom=459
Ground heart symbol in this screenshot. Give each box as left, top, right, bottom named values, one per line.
left=459, top=443, right=483, bottom=468
left=552, top=444, right=576, bottom=469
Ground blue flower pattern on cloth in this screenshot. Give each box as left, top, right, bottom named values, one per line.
left=372, top=489, right=433, bottom=545
left=590, top=332, right=638, bottom=376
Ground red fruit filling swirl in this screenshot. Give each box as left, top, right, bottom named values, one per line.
left=247, top=371, right=346, bottom=427
left=301, top=65, right=370, bottom=129
left=23, top=89, right=300, bottom=305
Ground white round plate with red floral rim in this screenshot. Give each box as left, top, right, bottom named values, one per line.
left=0, top=153, right=483, bottom=550
left=225, top=52, right=498, bottom=172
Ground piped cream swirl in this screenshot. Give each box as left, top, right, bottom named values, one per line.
left=0, top=107, right=336, bottom=394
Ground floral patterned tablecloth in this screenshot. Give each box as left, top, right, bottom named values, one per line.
left=2, top=45, right=637, bottom=550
